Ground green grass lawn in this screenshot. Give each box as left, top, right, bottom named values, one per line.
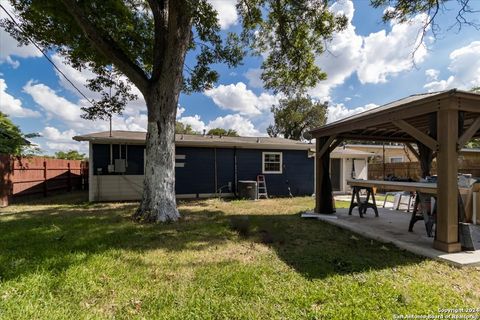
left=0, top=192, right=479, bottom=319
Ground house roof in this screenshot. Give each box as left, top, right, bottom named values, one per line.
left=330, top=147, right=373, bottom=158
left=310, top=89, right=480, bottom=142
left=73, top=130, right=316, bottom=150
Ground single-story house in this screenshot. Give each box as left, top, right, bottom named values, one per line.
left=73, top=131, right=372, bottom=201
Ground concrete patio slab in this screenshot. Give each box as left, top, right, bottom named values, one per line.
left=303, top=206, right=480, bottom=267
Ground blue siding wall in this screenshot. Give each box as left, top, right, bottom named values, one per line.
left=215, top=148, right=235, bottom=194
left=237, top=149, right=314, bottom=196
left=175, top=147, right=215, bottom=194
left=92, top=144, right=313, bottom=196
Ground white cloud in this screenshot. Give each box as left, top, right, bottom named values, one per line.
left=204, top=82, right=278, bottom=116
left=424, top=41, right=480, bottom=92
left=310, top=0, right=362, bottom=98
left=50, top=54, right=146, bottom=116
left=177, top=113, right=262, bottom=136
left=207, top=114, right=261, bottom=136
left=425, top=69, right=440, bottom=81
left=0, top=79, right=40, bottom=117
left=45, top=141, right=86, bottom=153
left=23, top=80, right=83, bottom=123
left=424, top=76, right=455, bottom=92
left=208, top=0, right=238, bottom=30
left=178, top=115, right=206, bottom=132
left=356, top=13, right=428, bottom=84
left=327, top=103, right=378, bottom=124
left=0, top=2, right=42, bottom=67
left=309, top=0, right=429, bottom=99
left=41, top=126, right=77, bottom=142
left=176, top=106, right=185, bottom=118
left=37, top=126, right=87, bottom=154
left=244, top=68, right=263, bottom=88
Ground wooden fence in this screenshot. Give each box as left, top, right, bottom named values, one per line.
left=0, top=155, right=88, bottom=206
left=368, top=160, right=480, bottom=181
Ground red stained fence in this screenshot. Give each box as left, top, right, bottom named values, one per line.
left=0, top=155, right=88, bottom=206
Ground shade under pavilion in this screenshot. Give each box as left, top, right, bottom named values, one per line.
left=310, top=89, right=480, bottom=253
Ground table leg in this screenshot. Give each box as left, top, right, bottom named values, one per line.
left=370, top=189, right=379, bottom=217
left=348, top=187, right=357, bottom=215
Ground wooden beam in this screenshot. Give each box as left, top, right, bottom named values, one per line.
left=393, top=119, right=438, bottom=151
left=405, top=143, right=420, bottom=161
left=338, top=134, right=414, bottom=143
left=316, top=135, right=336, bottom=159
left=434, top=107, right=461, bottom=253
left=457, top=101, right=480, bottom=113
left=329, top=138, right=344, bottom=152
left=457, top=116, right=480, bottom=149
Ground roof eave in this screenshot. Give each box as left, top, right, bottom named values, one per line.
left=72, top=136, right=313, bottom=150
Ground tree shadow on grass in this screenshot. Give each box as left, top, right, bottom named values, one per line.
left=229, top=212, right=426, bottom=279
left=0, top=203, right=231, bottom=282
left=0, top=198, right=425, bottom=283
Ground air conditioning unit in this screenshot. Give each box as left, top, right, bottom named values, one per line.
left=114, top=159, right=126, bottom=173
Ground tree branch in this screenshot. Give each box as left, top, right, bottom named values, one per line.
left=146, top=0, right=167, bottom=82
left=59, top=0, right=150, bottom=93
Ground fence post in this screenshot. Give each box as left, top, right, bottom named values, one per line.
left=0, top=156, right=12, bottom=207
left=43, top=160, right=48, bottom=197
left=67, top=162, right=72, bottom=192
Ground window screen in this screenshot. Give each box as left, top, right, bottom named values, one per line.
left=263, top=152, right=282, bottom=174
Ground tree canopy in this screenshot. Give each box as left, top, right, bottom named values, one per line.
left=54, top=150, right=86, bottom=160
left=206, top=128, right=239, bottom=137
left=372, top=0, right=479, bottom=45
left=267, top=95, right=327, bottom=140
left=175, top=121, right=197, bottom=135
left=1, top=0, right=348, bottom=222
left=0, top=112, right=38, bottom=156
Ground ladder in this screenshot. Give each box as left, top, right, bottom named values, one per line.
left=257, top=175, right=268, bottom=199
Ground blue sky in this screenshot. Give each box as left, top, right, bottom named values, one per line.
left=1, top=0, right=480, bottom=154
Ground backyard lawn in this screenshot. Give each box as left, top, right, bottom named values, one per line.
left=0, top=192, right=479, bottom=319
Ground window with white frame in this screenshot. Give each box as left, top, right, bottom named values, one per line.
left=389, top=156, right=404, bottom=163
left=262, top=152, right=282, bottom=174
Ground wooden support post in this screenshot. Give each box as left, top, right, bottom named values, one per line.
left=43, top=160, right=48, bottom=197
left=315, top=136, right=334, bottom=214
left=0, top=156, right=12, bottom=207
left=317, top=135, right=336, bottom=159
left=434, top=108, right=461, bottom=253
left=67, top=162, right=72, bottom=192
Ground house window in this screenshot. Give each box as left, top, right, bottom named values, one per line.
left=262, top=152, right=282, bottom=174
left=390, top=156, right=404, bottom=163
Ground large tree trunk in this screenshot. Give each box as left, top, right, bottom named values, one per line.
left=133, top=91, right=180, bottom=222
left=133, top=2, right=191, bottom=223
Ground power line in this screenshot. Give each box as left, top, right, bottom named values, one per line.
left=0, top=4, right=94, bottom=106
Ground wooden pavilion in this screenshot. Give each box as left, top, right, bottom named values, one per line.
left=310, top=89, right=480, bottom=253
